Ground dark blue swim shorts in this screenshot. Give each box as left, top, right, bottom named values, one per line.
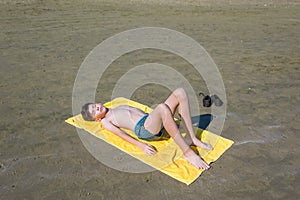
left=134, top=114, right=168, bottom=141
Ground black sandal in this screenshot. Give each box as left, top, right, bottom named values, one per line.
left=199, top=92, right=212, bottom=107
left=211, top=94, right=223, bottom=107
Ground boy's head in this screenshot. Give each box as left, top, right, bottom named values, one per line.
left=81, top=103, right=107, bottom=121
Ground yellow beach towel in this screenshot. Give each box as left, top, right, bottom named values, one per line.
left=65, top=97, right=234, bottom=185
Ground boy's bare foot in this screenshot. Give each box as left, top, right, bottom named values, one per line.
left=193, top=138, right=213, bottom=150
left=183, top=148, right=210, bottom=170
left=184, top=137, right=213, bottom=150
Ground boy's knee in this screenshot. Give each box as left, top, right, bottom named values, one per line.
left=174, top=88, right=187, bottom=100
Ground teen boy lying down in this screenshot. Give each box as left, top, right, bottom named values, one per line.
left=81, top=88, right=213, bottom=170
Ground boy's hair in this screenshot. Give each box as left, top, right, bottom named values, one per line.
left=81, top=103, right=95, bottom=121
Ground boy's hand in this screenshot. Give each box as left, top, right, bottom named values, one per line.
left=140, top=143, right=157, bottom=156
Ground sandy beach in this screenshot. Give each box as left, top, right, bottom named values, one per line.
left=1, top=0, right=299, bottom=199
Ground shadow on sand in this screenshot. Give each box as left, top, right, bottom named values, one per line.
left=191, top=114, right=213, bottom=130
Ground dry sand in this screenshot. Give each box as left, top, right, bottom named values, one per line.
left=0, top=0, right=299, bottom=199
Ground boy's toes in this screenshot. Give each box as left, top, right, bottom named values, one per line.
left=206, top=143, right=213, bottom=150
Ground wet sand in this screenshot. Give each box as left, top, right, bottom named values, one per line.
left=1, top=0, right=299, bottom=199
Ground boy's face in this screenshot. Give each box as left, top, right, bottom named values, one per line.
left=88, top=103, right=106, bottom=120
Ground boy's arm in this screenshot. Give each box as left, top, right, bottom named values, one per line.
left=101, top=118, right=156, bottom=156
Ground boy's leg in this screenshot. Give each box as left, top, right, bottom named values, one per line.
left=145, top=102, right=210, bottom=170
left=164, top=88, right=213, bottom=150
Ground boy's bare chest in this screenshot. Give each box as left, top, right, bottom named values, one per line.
left=107, top=106, right=145, bottom=129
